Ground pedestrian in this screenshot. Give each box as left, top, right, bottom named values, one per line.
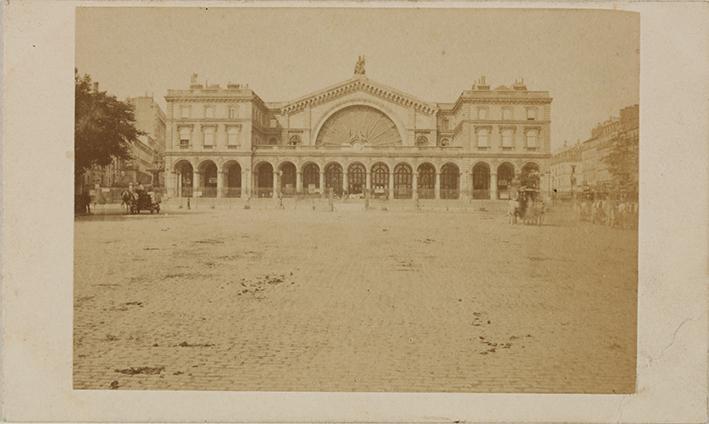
left=508, top=195, right=519, bottom=224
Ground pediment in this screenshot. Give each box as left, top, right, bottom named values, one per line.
left=282, top=76, right=437, bottom=116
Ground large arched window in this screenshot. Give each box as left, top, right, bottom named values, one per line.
left=393, top=163, right=413, bottom=199
left=371, top=163, right=389, bottom=198
left=440, top=163, right=460, bottom=199
left=347, top=163, right=366, bottom=195
left=324, top=163, right=343, bottom=196
left=316, top=105, right=401, bottom=146
left=302, top=163, right=320, bottom=195
left=279, top=162, right=297, bottom=196
left=417, top=163, right=436, bottom=199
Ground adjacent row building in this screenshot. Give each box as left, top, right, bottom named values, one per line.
left=164, top=60, right=553, bottom=201
left=550, top=104, right=639, bottom=198
left=81, top=94, right=166, bottom=190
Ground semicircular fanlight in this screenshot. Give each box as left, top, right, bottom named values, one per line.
left=316, top=105, right=401, bottom=147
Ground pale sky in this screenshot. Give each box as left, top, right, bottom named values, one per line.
left=76, top=7, right=639, bottom=151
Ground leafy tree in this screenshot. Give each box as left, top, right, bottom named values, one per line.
left=75, top=70, right=143, bottom=182
left=602, top=130, right=639, bottom=191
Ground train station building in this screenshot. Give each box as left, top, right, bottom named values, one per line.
left=164, top=60, right=552, bottom=201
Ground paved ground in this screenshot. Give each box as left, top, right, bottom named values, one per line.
left=74, top=200, right=637, bottom=393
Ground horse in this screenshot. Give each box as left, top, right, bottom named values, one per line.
left=120, top=190, right=135, bottom=214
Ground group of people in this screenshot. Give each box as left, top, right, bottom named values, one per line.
left=574, top=195, right=638, bottom=229
left=508, top=191, right=545, bottom=226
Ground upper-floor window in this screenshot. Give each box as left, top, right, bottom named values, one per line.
left=525, top=129, right=539, bottom=149
left=180, top=105, right=191, bottom=119
left=502, top=108, right=513, bottom=121
left=226, top=126, right=240, bottom=147
left=202, top=126, right=215, bottom=148
left=501, top=128, right=514, bottom=148
left=204, top=105, right=215, bottom=119
left=178, top=126, right=191, bottom=148
left=476, top=128, right=490, bottom=148
left=477, top=107, right=488, bottom=120
left=228, top=105, right=238, bottom=119
left=527, top=108, right=537, bottom=120
left=270, top=118, right=278, bottom=128
left=441, top=118, right=449, bottom=130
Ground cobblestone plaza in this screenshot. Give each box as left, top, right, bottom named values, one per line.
left=74, top=202, right=637, bottom=393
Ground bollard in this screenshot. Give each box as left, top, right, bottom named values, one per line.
left=187, top=197, right=191, bottom=210
left=364, top=188, right=370, bottom=211
left=328, top=188, right=334, bottom=212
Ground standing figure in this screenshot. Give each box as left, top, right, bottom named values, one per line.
left=508, top=195, right=519, bottom=224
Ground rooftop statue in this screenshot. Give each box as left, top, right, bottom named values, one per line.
left=354, top=55, right=366, bottom=75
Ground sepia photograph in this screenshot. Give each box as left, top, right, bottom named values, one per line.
left=72, top=7, right=640, bottom=394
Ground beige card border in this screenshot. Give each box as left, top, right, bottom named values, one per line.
left=2, top=1, right=707, bottom=423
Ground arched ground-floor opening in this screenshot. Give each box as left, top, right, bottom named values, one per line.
left=279, top=162, right=297, bottom=196
left=302, top=163, right=320, bottom=195
left=521, top=162, right=541, bottom=189
left=198, top=160, right=218, bottom=198
left=417, top=163, right=436, bottom=199
left=497, top=162, right=515, bottom=199
left=440, top=163, right=460, bottom=199
left=472, top=162, right=491, bottom=199
left=324, top=163, right=343, bottom=196
left=393, top=163, right=413, bottom=199
left=256, top=162, right=274, bottom=198
left=347, top=162, right=366, bottom=195
left=371, top=162, right=389, bottom=199
left=224, top=161, right=242, bottom=198
left=174, top=160, right=194, bottom=198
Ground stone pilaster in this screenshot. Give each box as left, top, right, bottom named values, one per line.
left=491, top=173, right=498, bottom=200
left=434, top=172, right=441, bottom=199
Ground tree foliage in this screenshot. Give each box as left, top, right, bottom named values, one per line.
left=602, top=130, right=639, bottom=190
left=75, top=70, right=143, bottom=180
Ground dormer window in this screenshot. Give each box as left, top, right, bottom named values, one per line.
left=228, top=105, right=238, bottom=119
left=180, top=105, right=191, bottom=119
left=477, top=107, right=489, bottom=120
left=204, top=105, right=215, bottom=119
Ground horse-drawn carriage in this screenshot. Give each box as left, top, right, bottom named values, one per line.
left=122, top=189, right=160, bottom=214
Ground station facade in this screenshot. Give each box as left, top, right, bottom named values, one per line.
left=164, top=64, right=552, bottom=201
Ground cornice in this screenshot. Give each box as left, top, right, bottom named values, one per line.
left=282, top=77, right=438, bottom=116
